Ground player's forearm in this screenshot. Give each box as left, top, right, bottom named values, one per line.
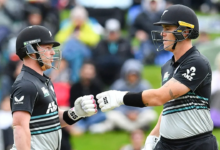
left=144, top=113, right=161, bottom=150
left=143, top=112, right=161, bottom=150
left=59, top=109, right=70, bottom=127
left=142, top=89, right=164, bottom=106
left=121, top=89, right=164, bottom=108
left=14, top=125, right=31, bottom=150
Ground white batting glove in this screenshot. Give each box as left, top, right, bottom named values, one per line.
left=96, top=90, right=127, bottom=112
left=144, top=136, right=159, bottom=150
left=68, top=95, right=98, bottom=120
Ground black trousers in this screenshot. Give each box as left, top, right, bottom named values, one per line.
left=2, top=127, right=14, bottom=150
left=61, top=128, right=72, bottom=150
left=155, top=132, right=218, bottom=150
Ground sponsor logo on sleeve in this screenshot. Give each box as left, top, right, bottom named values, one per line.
left=14, top=96, right=24, bottom=104
left=182, top=66, right=196, bottom=81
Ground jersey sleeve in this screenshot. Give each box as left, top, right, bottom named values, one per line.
left=10, top=80, right=38, bottom=114
left=173, top=57, right=210, bottom=92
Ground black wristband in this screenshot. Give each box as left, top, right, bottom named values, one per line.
left=63, top=111, right=80, bottom=125
left=123, top=92, right=145, bottom=107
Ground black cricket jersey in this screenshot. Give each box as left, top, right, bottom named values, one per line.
left=160, top=46, right=213, bottom=139
left=10, top=65, right=62, bottom=150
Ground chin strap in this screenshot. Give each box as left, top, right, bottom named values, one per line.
left=35, top=53, right=44, bottom=67
left=35, top=51, right=46, bottom=71
left=172, top=40, right=178, bottom=50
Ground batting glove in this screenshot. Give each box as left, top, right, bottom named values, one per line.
left=68, top=95, right=98, bottom=120
left=96, top=90, right=127, bottom=112
left=144, top=135, right=159, bottom=150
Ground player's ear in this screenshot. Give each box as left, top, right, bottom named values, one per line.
left=183, top=28, right=190, bottom=38
left=23, top=54, right=35, bottom=60
left=30, top=53, right=37, bottom=58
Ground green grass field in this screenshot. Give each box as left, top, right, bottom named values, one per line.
left=71, top=65, right=220, bottom=150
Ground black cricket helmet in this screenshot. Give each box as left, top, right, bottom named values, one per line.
left=151, top=4, right=199, bottom=51
left=16, top=25, right=62, bottom=69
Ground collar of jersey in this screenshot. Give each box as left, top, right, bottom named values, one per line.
left=170, top=46, right=197, bottom=67
left=22, top=65, right=50, bottom=83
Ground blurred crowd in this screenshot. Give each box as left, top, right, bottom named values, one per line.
left=0, top=0, right=220, bottom=150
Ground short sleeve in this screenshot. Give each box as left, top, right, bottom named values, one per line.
left=10, top=80, right=38, bottom=114
left=173, top=57, right=210, bottom=92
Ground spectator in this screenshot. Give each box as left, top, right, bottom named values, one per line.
left=23, top=1, right=60, bottom=35
left=130, top=0, right=164, bottom=38
left=75, top=0, right=133, bottom=27
left=131, top=0, right=172, bottom=65
left=0, top=0, right=25, bottom=33
left=0, top=0, right=24, bottom=67
left=128, top=0, right=165, bottom=25
left=0, top=95, right=14, bottom=150
left=0, top=25, right=11, bottom=73
left=93, top=19, right=134, bottom=86
left=50, top=59, right=70, bottom=83
left=111, top=59, right=152, bottom=92
left=57, top=6, right=95, bottom=84
left=55, top=0, right=76, bottom=10
left=69, top=61, right=106, bottom=134
left=200, top=0, right=219, bottom=13
left=89, top=59, right=157, bottom=133
left=20, top=6, right=44, bottom=33
left=62, top=38, right=92, bottom=83
left=127, top=5, right=142, bottom=25
left=0, top=55, right=22, bottom=102
left=120, top=129, right=145, bottom=150
left=55, top=6, right=100, bottom=47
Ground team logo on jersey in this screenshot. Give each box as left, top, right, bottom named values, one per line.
left=163, top=72, right=170, bottom=82
left=14, top=96, right=24, bottom=104
left=41, top=87, right=50, bottom=97
left=50, top=85, right=55, bottom=93
left=182, top=66, right=196, bottom=81
left=46, top=101, right=57, bottom=114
